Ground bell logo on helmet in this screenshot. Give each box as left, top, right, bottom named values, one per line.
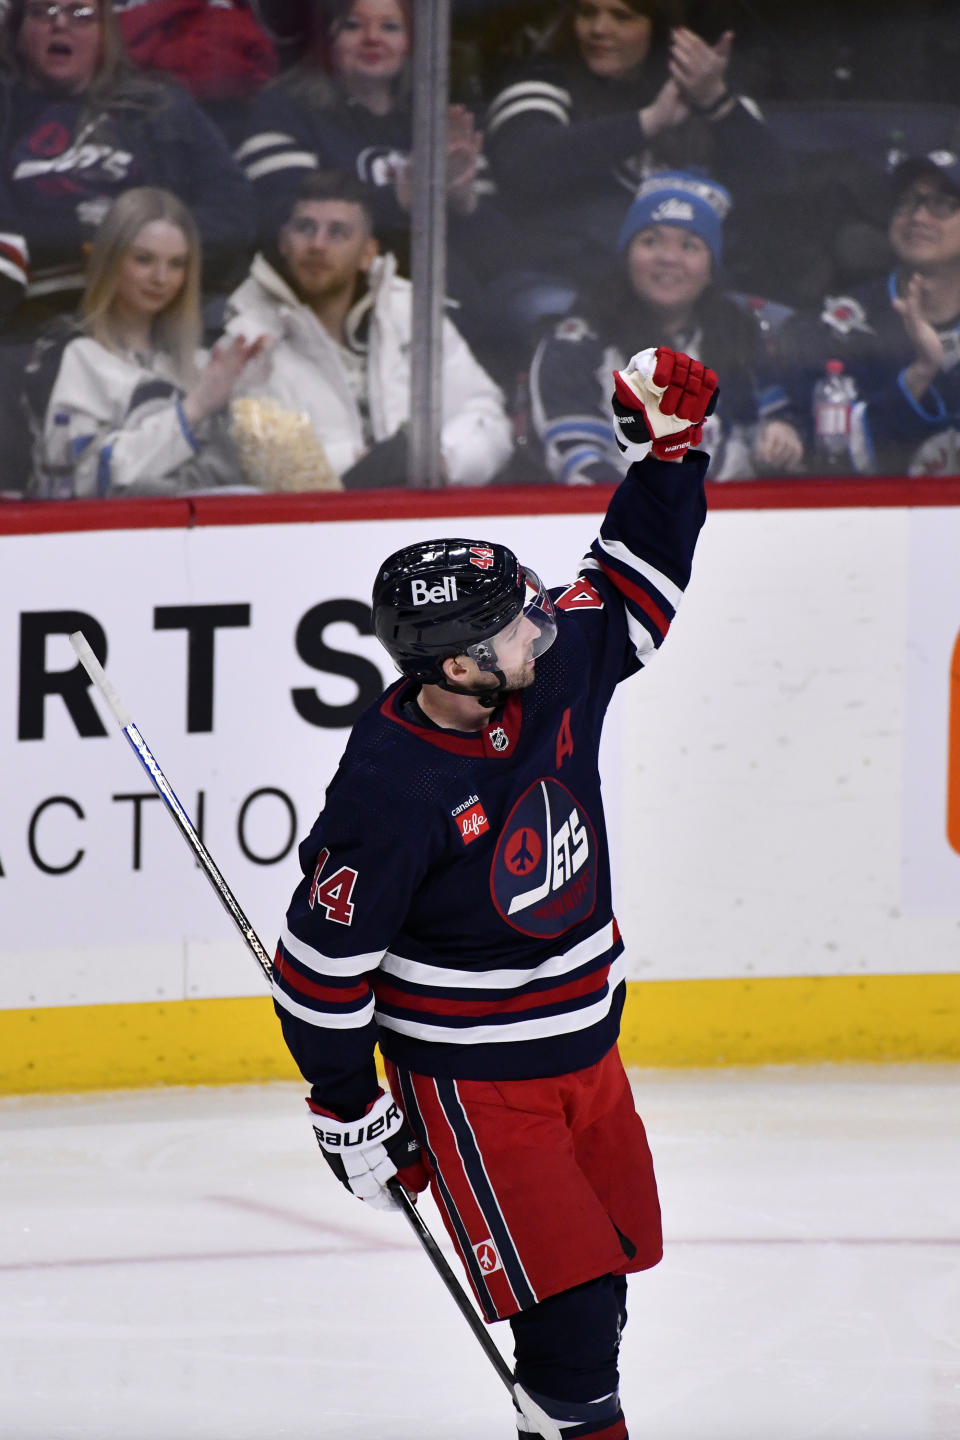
left=410, top=575, right=459, bottom=606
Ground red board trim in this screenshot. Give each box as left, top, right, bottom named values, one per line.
left=4, top=475, right=960, bottom=536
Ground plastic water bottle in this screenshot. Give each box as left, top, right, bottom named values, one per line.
left=42, top=409, right=75, bottom=499
left=812, top=359, right=857, bottom=470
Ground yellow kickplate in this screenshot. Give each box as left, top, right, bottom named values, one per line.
left=0, top=995, right=299, bottom=1094
left=0, top=974, right=958, bottom=1095
left=618, top=972, right=960, bottom=1066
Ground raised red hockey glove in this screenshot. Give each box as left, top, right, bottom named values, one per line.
left=308, top=1089, right=430, bottom=1211
left=612, top=346, right=719, bottom=462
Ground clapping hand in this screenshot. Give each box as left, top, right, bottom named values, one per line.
left=641, top=76, right=691, bottom=138
left=446, top=104, right=483, bottom=215
left=669, top=27, right=734, bottom=111
left=388, top=106, right=482, bottom=216
left=892, top=271, right=945, bottom=400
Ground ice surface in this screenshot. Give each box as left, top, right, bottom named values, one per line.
left=1, top=1066, right=958, bottom=1440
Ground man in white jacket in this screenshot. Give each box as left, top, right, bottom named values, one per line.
left=225, top=171, right=514, bottom=488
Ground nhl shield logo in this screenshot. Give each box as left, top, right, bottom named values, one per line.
left=473, top=1238, right=502, bottom=1274
left=488, top=726, right=510, bottom=752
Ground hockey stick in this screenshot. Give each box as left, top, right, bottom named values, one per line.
left=68, top=631, right=562, bottom=1440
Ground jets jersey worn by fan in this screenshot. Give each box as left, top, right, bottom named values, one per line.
left=275, top=450, right=708, bottom=1116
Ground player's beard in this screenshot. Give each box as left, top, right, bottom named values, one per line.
left=477, top=658, right=535, bottom=699
left=501, top=659, right=536, bottom=691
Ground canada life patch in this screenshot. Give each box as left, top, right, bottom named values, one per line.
left=451, top=794, right=489, bottom=845
left=490, top=778, right=597, bottom=937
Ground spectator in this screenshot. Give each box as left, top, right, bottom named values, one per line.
left=0, top=0, right=254, bottom=326
left=223, top=170, right=514, bottom=488
left=0, top=0, right=256, bottom=488
left=30, top=186, right=264, bottom=497
left=237, top=0, right=481, bottom=240
left=777, top=152, right=960, bottom=477
left=529, top=170, right=803, bottom=482
left=483, top=0, right=790, bottom=301
left=232, top=0, right=521, bottom=367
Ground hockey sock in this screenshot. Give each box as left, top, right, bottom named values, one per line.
left=510, top=1274, right=628, bottom=1437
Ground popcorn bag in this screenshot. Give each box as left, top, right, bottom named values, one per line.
left=229, top=396, right=341, bottom=492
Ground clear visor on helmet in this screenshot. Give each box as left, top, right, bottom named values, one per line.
left=465, top=566, right=557, bottom=674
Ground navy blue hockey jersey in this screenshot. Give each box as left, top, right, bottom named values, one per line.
left=274, top=451, right=709, bottom=1116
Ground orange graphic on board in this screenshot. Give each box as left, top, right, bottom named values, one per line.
left=949, top=632, right=960, bottom=855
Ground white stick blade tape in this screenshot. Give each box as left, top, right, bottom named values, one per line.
left=69, top=631, right=133, bottom=729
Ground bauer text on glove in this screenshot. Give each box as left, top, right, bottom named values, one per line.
left=308, top=1089, right=430, bottom=1211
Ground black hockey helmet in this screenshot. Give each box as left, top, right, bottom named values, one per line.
left=372, top=537, right=557, bottom=692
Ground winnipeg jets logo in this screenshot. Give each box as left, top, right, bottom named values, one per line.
left=488, top=726, right=509, bottom=752
left=821, top=295, right=872, bottom=337
left=651, top=197, right=694, bottom=224
left=490, top=778, right=597, bottom=937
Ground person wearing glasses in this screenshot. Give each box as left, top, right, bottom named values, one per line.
left=776, top=152, right=960, bottom=476
left=0, top=0, right=253, bottom=328
left=0, top=0, right=255, bottom=490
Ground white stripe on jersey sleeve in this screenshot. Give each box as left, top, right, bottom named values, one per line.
left=486, top=82, right=572, bottom=135
left=380, top=918, right=617, bottom=990
left=623, top=607, right=658, bottom=663
left=0, top=254, right=26, bottom=288
left=376, top=954, right=627, bottom=1045
left=279, top=924, right=386, bottom=978
left=272, top=982, right=376, bottom=1029
left=487, top=80, right=570, bottom=113
left=245, top=151, right=318, bottom=181
left=594, top=535, right=685, bottom=610
left=487, top=96, right=569, bottom=131
left=234, top=131, right=296, bottom=160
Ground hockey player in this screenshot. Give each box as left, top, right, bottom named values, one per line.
left=273, top=346, right=718, bottom=1439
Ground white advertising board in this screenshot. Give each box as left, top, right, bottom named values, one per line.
left=903, top=508, right=960, bottom=910
left=0, top=513, right=603, bottom=1009
left=2, top=502, right=958, bottom=1012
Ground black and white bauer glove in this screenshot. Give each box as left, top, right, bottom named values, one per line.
left=308, top=1089, right=431, bottom=1211
left=612, top=345, right=719, bottom=462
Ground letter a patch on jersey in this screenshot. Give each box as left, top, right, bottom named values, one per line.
left=555, top=578, right=604, bottom=611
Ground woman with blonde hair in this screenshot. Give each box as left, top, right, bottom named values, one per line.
left=0, top=0, right=255, bottom=491
left=33, top=186, right=263, bottom=497
left=0, top=0, right=253, bottom=326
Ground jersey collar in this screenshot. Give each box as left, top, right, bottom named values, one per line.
left=380, top=680, right=523, bottom=757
